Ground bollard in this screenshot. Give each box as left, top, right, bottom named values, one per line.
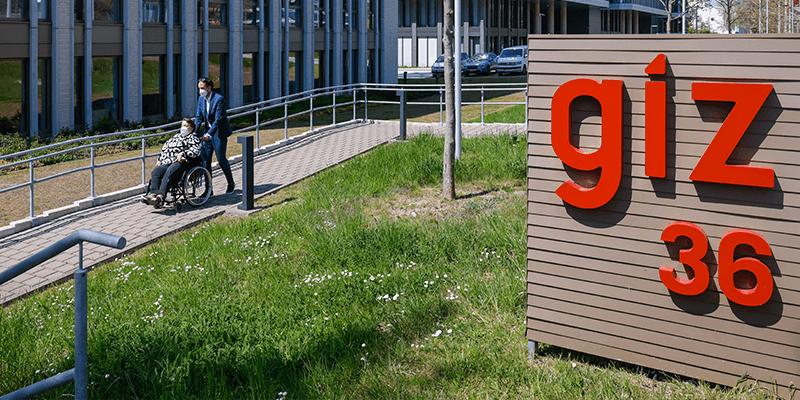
left=237, top=135, right=254, bottom=210
left=399, top=91, right=407, bottom=141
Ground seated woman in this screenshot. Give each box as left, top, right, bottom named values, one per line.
left=143, top=118, right=203, bottom=206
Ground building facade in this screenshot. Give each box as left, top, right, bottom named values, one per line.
left=397, top=0, right=670, bottom=68
left=0, top=0, right=398, bottom=137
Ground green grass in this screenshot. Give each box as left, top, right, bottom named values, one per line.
left=0, top=134, right=773, bottom=399
left=0, top=60, right=23, bottom=105
left=467, top=104, right=525, bottom=124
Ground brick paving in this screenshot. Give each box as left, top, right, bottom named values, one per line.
left=0, top=121, right=525, bottom=305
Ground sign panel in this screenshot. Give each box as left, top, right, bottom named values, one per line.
left=526, top=35, right=800, bottom=395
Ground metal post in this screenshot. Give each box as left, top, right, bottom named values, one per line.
left=333, top=91, right=337, bottom=125
left=90, top=143, right=96, bottom=199
left=141, top=138, right=146, bottom=185
left=310, top=96, right=314, bottom=132
left=399, top=90, right=407, bottom=141
left=29, top=160, right=34, bottom=219
left=74, top=243, right=88, bottom=400
left=527, top=340, right=538, bottom=361
left=284, top=103, right=288, bottom=140
left=364, top=89, right=368, bottom=122
left=237, top=135, right=254, bottom=210
left=455, top=0, right=462, bottom=160
left=481, top=87, right=485, bottom=125
left=352, top=88, right=356, bottom=121
left=439, top=89, right=443, bottom=126
left=255, top=109, right=260, bottom=150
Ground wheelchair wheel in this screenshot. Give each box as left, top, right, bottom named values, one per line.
left=183, top=166, right=212, bottom=207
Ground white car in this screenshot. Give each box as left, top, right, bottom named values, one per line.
left=496, top=45, right=528, bottom=75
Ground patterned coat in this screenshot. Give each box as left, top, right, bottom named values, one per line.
left=157, top=132, right=202, bottom=165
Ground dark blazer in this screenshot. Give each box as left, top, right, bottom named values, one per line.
left=194, top=92, right=232, bottom=140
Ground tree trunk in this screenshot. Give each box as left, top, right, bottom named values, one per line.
left=442, top=0, right=456, bottom=200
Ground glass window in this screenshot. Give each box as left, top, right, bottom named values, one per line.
left=92, top=57, right=120, bottom=125
left=367, top=0, right=374, bottom=30
left=37, top=0, right=48, bottom=20
left=74, top=57, right=84, bottom=130
left=0, top=0, right=26, bottom=19
left=173, top=0, right=180, bottom=24
left=313, top=0, right=322, bottom=28
left=142, top=56, right=164, bottom=117
left=352, top=0, right=358, bottom=29
left=95, top=0, right=120, bottom=21
left=172, top=54, right=181, bottom=116
left=289, top=0, right=301, bottom=27
left=143, top=0, right=165, bottom=23
left=243, top=0, right=258, bottom=25
left=74, top=0, right=84, bottom=21
left=243, top=53, right=256, bottom=103
left=314, top=51, right=322, bottom=89
left=37, top=59, right=50, bottom=137
left=199, top=2, right=227, bottom=25
left=206, top=54, right=226, bottom=97
left=0, top=59, right=25, bottom=135
left=288, top=52, right=297, bottom=94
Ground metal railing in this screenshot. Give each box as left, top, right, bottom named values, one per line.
left=0, top=82, right=526, bottom=222
left=0, top=229, right=126, bottom=400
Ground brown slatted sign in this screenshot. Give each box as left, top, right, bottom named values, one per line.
left=526, top=35, right=800, bottom=395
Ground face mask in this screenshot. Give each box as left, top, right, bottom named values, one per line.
left=180, top=127, right=190, bottom=135
left=199, top=89, right=209, bottom=97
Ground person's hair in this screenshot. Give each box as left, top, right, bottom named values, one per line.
left=182, top=117, right=196, bottom=132
left=198, top=77, right=214, bottom=89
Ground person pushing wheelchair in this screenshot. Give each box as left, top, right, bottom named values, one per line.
left=142, top=118, right=203, bottom=207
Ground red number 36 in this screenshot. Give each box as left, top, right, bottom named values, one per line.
left=659, top=221, right=774, bottom=307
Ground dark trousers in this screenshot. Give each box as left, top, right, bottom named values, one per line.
left=149, top=161, right=191, bottom=196
left=201, top=135, right=234, bottom=186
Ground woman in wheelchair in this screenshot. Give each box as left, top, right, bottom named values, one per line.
left=142, top=118, right=203, bottom=207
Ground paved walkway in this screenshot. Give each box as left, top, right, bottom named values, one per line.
left=0, top=121, right=524, bottom=305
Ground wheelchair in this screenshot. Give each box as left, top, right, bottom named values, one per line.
left=144, top=160, right=213, bottom=211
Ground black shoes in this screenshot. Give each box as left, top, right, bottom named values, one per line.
left=226, top=183, right=235, bottom=193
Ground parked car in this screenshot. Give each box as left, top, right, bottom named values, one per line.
left=462, top=53, right=498, bottom=75
left=431, top=52, right=469, bottom=77
left=496, top=45, right=528, bottom=75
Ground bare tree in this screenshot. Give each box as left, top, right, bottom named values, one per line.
left=442, top=0, right=456, bottom=200
left=717, top=0, right=744, bottom=32
left=657, top=0, right=686, bottom=33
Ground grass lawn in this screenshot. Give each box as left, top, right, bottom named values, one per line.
left=0, top=134, right=774, bottom=399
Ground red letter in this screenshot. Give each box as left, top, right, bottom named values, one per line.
left=645, top=54, right=667, bottom=178
left=690, top=82, right=775, bottom=188
left=659, top=221, right=710, bottom=296
left=551, top=79, right=623, bottom=209
left=718, top=229, right=774, bottom=307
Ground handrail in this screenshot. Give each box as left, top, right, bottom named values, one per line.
left=0, top=229, right=126, bottom=400
left=0, top=82, right=526, bottom=222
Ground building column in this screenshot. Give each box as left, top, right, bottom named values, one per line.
left=181, top=0, right=198, bottom=114
left=28, top=0, right=38, bottom=137
left=268, top=0, right=281, bottom=98
left=634, top=10, right=639, bottom=33
left=122, top=0, right=142, bottom=122
left=463, top=21, right=468, bottom=55
left=52, top=0, right=74, bottom=133
left=560, top=1, right=567, bottom=34
left=627, top=10, right=633, bottom=34
left=323, top=0, right=330, bottom=87
left=380, top=0, right=398, bottom=83
left=359, top=0, right=368, bottom=82
left=202, top=0, right=209, bottom=78
left=303, top=0, right=314, bottom=91
left=411, top=22, right=418, bottom=67
left=166, top=0, right=174, bottom=116
left=534, top=0, right=541, bottom=34
left=257, top=0, right=265, bottom=101
left=347, top=0, right=354, bottom=84
left=437, top=22, right=442, bottom=56
left=479, top=19, right=485, bottom=53
left=548, top=0, right=555, bottom=34
left=229, top=0, right=244, bottom=106
left=83, top=0, right=93, bottom=129
left=332, top=0, right=343, bottom=86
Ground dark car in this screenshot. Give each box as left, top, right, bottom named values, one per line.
left=431, top=53, right=469, bottom=77
left=462, top=53, right=498, bottom=75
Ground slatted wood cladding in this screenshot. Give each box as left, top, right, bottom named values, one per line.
left=526, top=35, right=800, bottom=395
